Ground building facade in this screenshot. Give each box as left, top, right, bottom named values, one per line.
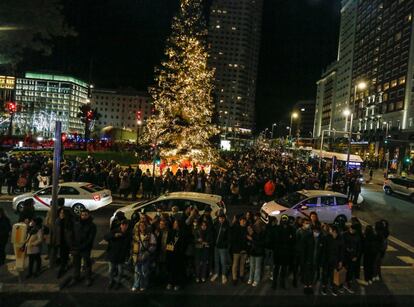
left=314, top=62, right=338, bottom=138
left=208, top=0, right=263, bottom=142
left=352, top=0, right=414, bottom=136
left=293, top=100, right=316, bottom=138
left=91, top=88, right=152, bottom=137
left=12, top=72, right=90, bottom=136
left=332, top=0, right=358, bottom=132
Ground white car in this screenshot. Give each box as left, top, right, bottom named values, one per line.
left=110, top=192, right=226, bottom=226
left=13, top=182, right=112, bottom=215
left=260, top=190, right=353, bottom=225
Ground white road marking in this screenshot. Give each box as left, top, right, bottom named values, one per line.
left=110, top=203, right=129, bottom=208
left=19, top=300, right=49, bottom=307
left=387, top=245, right=397, bottom=252
left=397, top=256, right=414, bottom=265
left=99, top=239, right=108, bottom=245
left=359, top=219, right=414, bottom=254
left=91, top=250, right=105, bottom=258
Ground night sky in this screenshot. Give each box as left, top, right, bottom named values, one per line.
left=18, top=0, right=341, bottom=131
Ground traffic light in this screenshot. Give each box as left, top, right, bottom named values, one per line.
left=86, top=110, right=93, bottom=121
left=405, top=157, right=411, bottom=164
left=155, top=156, right=161, bottom=165
left=5, top=101, right=17, bottom=114
left=136, top=110, right=142, bottom=121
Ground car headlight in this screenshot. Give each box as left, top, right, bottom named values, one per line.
left=271, top=210, right=281, bottom=215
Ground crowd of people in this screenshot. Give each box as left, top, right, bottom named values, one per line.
left=0, top=148, right=363, bottom=208
left=0, top=147, right=388, bottom=296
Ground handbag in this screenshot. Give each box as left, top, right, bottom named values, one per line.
left=333, top=267, right=347, bottom=286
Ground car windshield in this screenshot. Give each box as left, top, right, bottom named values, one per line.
left=276, top=192, right=308, bottom=208
left=80, top=184, right=104, bottom=193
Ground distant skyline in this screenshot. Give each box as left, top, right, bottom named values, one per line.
left=16, top=0, right=341, bottom=131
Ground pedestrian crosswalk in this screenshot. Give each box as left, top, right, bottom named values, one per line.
left=397, top=256, right=414, bottom=265
left=19, top=300, right=49, bottom=307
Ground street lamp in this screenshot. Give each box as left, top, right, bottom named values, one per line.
left=383, top=121, right=390, bottom=178
left=343, top=108, right=353, bottom=171
left=289, top=112, right=298, bottom=138
left=271, top=123, right=277, bottom=139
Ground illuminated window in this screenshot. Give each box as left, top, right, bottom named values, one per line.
left=383, top=93, right=388, bottom=101
left=384, top=82, right=390, bottom=90
left=391, top=79, right=397, bottom=87
left=399, top=76, right=406, bottom=84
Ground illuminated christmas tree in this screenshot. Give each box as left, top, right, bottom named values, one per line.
left=145, top=0, right=219, bottom=162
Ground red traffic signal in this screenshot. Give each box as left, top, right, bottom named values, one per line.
left=61, top=133, right=67, bottom=142
left=5, top=101, right=17, bottom=114
left=136, top=110, right=142, bottom=120
left=86, top=110, right=93, bottom=121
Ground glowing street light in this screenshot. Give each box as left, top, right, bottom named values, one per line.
left=289, top=112, right=299, bottom=138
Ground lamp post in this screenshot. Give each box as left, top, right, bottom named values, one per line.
left=344, top=109, right=353, bottom=171
left=289, top=112, right=298, bottom=138
left=271, top=123, right=277, bottom=139
left=384, top=121, right=390, bottom=178
left=344, top=81, right=367, bottom=172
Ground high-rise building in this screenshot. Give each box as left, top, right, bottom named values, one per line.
left=314, top=62, right=338, bottom=138
left=293, top=100, right=316, bottom=138
left=331, top=0, right=358, bottom=132
left=208, top=0, right=263, bottom=143
left=12, top=72, right=90, bottom=136
left=352, top=0, right=414, bottom=136
left=91, top=88, right=152, bottom=134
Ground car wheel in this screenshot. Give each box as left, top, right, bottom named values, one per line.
left=334, top=215, right=347, bottom=228
left=16, top=201, right=25, bottom=213
left=384, top=186, right=393, bottom=195
left=72, top=203, right=85, bottom=215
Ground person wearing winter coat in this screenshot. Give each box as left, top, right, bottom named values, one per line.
left=247, top=224, right=265, bottom=287
left=272, top=215, right=295, bottom=290
left=292, top=218, right=311, bottom=287
left=320, top=225, right=344, bottom=296
left=25, top=218, right=43, bottom=278
left=0, top=208, right=11, bottom=267
left=53, top=207, right=73, bottom=278
left=230, top=215, right=248, bottom=285
left=131, top=221, right=156, bottom=291
left=68, top=209, right=97, bottom=287
left=302, top=224, right=325, bottom=295
left=343, top=224, right=362, bottom=293
left=104, top=219, right=131, bottom=290
left=193, top=220, right=213, bottom=283
left=210, top=213, right=231, bottom=284
left=362, top=225, right=379, bottom=284
left=165, top=219, right=187, bottom=291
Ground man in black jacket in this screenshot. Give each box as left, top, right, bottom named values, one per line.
left=320, top=225, right=344, bottom=296
left=210, top=213, right=230, bottom=284
left=104, top=219, right=131, bottom=289
left=272, top=215, right=295, bottom=290
left=230, top=215, right=248, bottom=285
left=0, top=208, right=11, bottom=267
left=343, top=224, right=361, bottom=293
left=302, top=224, right=325, bottom=295
left=68, top=209, right=97, bottom=287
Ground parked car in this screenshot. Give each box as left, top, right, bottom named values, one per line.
left=260, top=190, right=353, bottom=225
left=110, top=192, right=226, bottom=227
left=383, top=177, right=414, bottom=201
left=13, top=182, right=112, bottom=215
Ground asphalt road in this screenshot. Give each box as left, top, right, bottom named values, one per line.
left=1, top=188, right=414, bottom=307
left=1, top=185, right=414, bottom=267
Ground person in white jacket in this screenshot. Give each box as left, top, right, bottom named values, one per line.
left=37, top=172, right=49, bottom=189
left=25, top=218, right=43, bottom=278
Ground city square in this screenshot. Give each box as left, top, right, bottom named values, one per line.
left=1, top=1, right=414, bottom=307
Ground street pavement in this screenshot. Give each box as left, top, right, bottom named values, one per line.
left=1, top=185, right=414, bottom=307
